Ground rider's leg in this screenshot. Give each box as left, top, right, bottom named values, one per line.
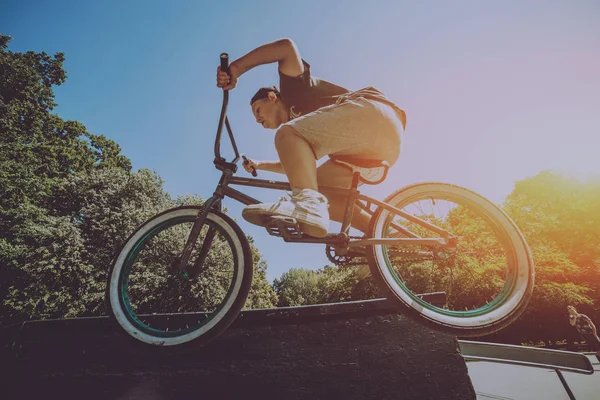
left=242, top=97, right=402, bottom=239
left=316, top=160, right=370, bottom=232
left=317, top=160, right=373, bottom=280
left=242, top=125, right=330, bottom=238
left=327, top=194, right=371, bottom=233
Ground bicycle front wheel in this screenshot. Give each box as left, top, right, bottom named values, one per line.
left=367, top=183, right=534, bottom=337
left=107, top=206, right=253, bottom=346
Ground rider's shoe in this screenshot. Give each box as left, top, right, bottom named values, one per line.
left=242, top=188, right=329, bottom=238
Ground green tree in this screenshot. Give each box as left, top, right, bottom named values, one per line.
left=504, top=171, right=600, bottom=267
left=0, top=34, right=131, bottom=322
left=0, top=35, right=131, bottom=214
left=3, top=168, right=172, bottom=321
left=273, top=265, right=378, bottom=307
left=246, top=250, right=278, bottom=309
left=2, top=202, right=93, bottom=320
left=0, top=35, right=277, bottom=324
left=2, top=165, right=277, bottom=324
left=273, top=268, right=321, bottom=307
left=318, top=265, right=380, bottom=303
left=500, top=171, right=600, bottom=336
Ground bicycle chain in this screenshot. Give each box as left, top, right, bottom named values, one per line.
left=325, top=236, right=433, bottom=267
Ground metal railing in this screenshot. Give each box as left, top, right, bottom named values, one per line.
left=459, top=340, right=596, bottom=400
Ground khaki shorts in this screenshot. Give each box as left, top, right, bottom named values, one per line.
left=284, top=97, right=404, bottom=188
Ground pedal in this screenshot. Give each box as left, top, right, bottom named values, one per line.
left=264, top=216, right=303, bottom=239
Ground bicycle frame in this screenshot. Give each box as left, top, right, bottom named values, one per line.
left=177, top=57, right=455, bottom=271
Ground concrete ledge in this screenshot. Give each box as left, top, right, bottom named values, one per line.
left=2, top=299, right=475, bottom=400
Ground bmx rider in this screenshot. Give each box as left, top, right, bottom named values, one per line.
left=216, top=38, right=406, bottom=238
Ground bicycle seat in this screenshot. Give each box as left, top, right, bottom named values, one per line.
left=330, top=155, right=389, bottom=185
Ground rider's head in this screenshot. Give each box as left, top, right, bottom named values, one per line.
left=250, top=86, right=288, bottom=129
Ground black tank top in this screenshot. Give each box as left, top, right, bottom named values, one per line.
left=279, top=60, right=350, bottom=119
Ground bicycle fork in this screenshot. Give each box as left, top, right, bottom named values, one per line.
left=172, top=195, right=222, bottom=277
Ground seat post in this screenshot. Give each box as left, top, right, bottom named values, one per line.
left=340, top=172, right=361, bottom=234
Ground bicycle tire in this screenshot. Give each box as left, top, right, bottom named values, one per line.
left=107, top=206, right=253, bottom=346
left=367, top=182, right=534, bottom=337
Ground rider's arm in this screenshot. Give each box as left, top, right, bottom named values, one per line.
left=257, top=160, right=285, bottom=174
left=243, top=158, right=285, bottom=175
left=232, top=38, right=304, bottom=77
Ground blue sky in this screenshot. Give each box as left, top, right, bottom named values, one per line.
left=3, top=0, right=599, bottom=282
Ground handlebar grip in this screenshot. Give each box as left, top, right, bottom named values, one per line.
left=242, top=155, right=258, bottom=177
left=220, top=53, right=229, bottom=75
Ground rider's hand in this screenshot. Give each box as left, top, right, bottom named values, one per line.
left=216, top=62, right=241, bottom=90
left=243, top=157, right=259, bottom=174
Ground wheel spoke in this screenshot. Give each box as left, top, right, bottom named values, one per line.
left=367, top=183, right=533, bottom=335
left=108, top=208, right=252, bottom=346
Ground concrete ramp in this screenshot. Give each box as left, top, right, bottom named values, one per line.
left=1, top=299, right=475, bottom=400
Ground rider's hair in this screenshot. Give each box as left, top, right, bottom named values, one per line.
left=251, top=86, right=280, bottom=105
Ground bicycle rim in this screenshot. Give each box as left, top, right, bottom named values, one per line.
left=109, top=208, right=250, bottom=345
left=369, top=183, right=533, bottom=333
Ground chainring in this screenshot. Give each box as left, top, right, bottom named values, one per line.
left=325, top=245, right=367, bottom=267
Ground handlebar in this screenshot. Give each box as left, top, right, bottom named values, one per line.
left=214, top=53, right=258, bottom=177
left=220, top=53, right=229, bottom=75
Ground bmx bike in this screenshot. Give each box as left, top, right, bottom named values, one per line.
left=107, top=54, right=534, bottom=346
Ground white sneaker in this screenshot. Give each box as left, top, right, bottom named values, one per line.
left=242, top=188, right=330, bottom=238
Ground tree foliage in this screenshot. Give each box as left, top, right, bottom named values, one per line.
left=273, top=265, right=379, bottom=307
left=502, top=171, right=600, bottom=325
left=0, top=35, right=276, bottom=325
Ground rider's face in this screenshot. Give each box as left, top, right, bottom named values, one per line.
left=251, top=97, right=286, bottom=130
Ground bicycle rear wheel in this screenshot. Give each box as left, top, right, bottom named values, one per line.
left=367, top=183, right=534, bottom=337
left=107, top=206, right=253, bottom=346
